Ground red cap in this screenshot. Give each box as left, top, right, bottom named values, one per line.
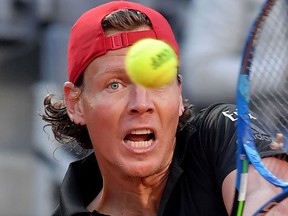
left=68, top=0, right=179, bottom=83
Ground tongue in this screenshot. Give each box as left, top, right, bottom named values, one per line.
left=126, top=134, right=150, bottom=142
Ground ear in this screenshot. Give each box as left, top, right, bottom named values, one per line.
left=64, top=82, right=85, bottom=125
left=178, top=84, right=184, bottom=116
left=179, top=94, right=184, bottom=116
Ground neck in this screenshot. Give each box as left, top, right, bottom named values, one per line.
left=87, top=168, right=169, bottom=216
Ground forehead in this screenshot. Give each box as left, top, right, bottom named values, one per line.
left=84, top=46, right=130, bottom=78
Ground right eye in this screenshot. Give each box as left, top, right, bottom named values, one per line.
left=110, top=82, right=120, bottom=90
left=106, top=81, right=125, bottom=91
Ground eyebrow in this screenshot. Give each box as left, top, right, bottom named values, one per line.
left=95, top=67, right=127, bottom=79
left=106, top=67, right=126, bottom=74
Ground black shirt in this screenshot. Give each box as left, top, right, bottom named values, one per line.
left=52, top=103, right=278, bottom=216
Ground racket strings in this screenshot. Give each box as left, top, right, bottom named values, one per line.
left=248, top=0, right=288, bottom=153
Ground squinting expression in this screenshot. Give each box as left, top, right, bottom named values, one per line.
left=73, top=46, right=184, bottom=179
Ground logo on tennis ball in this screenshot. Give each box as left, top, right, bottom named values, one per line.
left=151, top=48, right=175, bottom=70
left=126, top=38, right=178, bottom=88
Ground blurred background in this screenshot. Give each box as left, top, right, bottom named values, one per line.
left=0, top=0, right=263, bottom=215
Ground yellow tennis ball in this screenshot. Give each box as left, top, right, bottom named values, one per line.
left=125, top=38, right=178, bottom=88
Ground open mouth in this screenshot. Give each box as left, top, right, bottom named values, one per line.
left=124, top=129, right=155, bottom=148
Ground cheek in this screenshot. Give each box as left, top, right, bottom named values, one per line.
left=81, top=95, right=120, bottom=138
left=160, top=87, right=183, bottom=119
left=159, top=95, right=182, bottom=129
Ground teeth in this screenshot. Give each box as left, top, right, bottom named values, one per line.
left=126, top=140, right=153, bottom=148
left=130, top=129, right=152, bottom=135
left=125, top=129, right=154, bottom=149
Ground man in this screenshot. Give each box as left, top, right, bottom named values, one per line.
left=42, top=1, right=288, bottom=215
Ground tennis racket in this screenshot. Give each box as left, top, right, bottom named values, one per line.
left=231, top=0, right=288, bottom=215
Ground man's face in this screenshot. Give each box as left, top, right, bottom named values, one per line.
left=67, top=41, right=183, bottom=179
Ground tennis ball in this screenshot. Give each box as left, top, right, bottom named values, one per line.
left=125, top=38, right=178, bottom=88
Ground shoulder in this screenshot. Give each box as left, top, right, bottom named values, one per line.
left=183, top=103, right=238, bottom=175
left=190, top=103, right=237, bottom=136
left=191, top=103, right=237, bottom=125
left=180, top=103, right=238, bottom=161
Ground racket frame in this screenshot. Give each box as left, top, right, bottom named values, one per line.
left=234, top=0, right=288, bottom=215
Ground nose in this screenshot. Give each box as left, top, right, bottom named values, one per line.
left=127, top=85, right=154, bottom=115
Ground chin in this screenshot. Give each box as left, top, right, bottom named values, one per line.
left=122, top=161, right=167, bottom=178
